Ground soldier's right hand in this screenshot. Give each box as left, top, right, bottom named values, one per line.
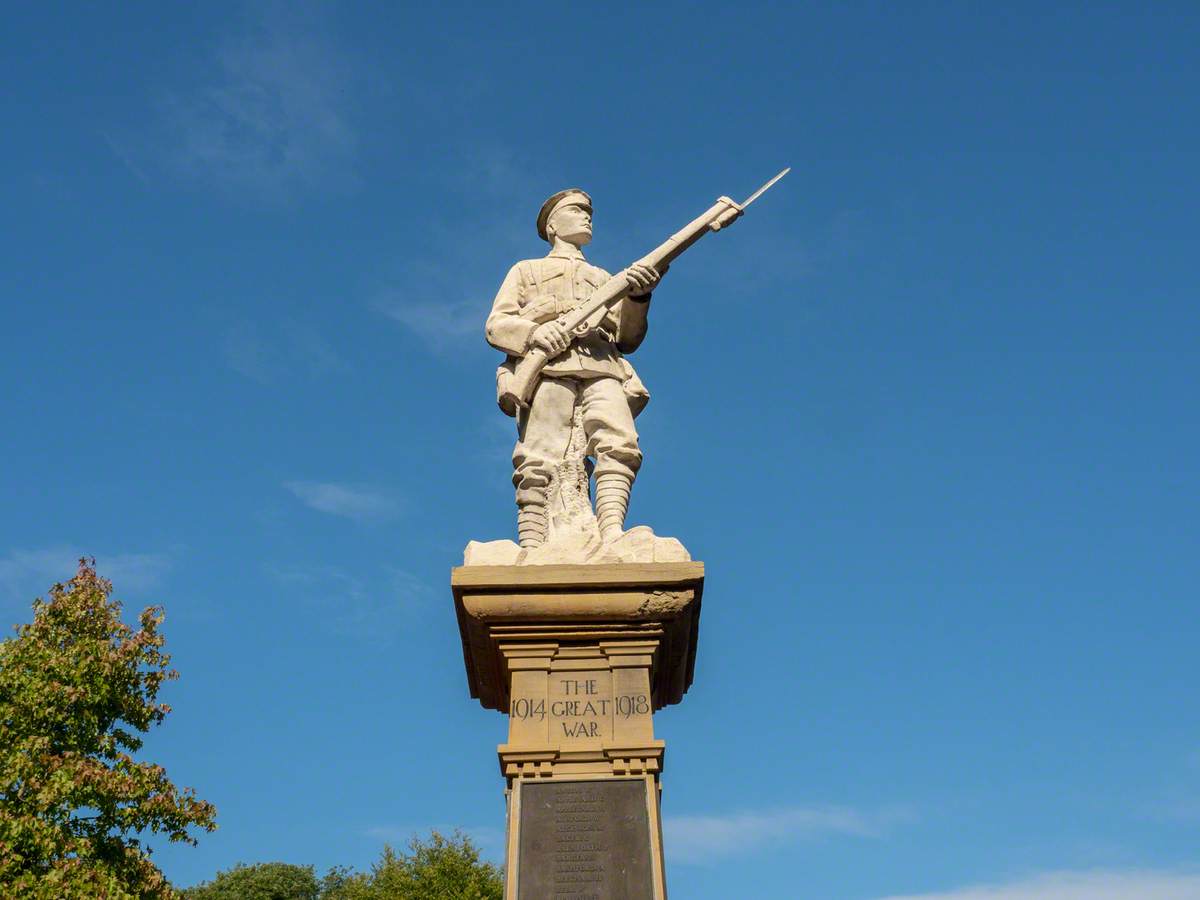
left=531, top=321, right=571, bottom=355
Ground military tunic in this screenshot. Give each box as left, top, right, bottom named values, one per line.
left=485, top=246, right=651, bottom=509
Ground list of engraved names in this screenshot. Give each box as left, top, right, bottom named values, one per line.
left=552, top=783, right=606, bottom=897
left=518, top=780, right=653, bottom=899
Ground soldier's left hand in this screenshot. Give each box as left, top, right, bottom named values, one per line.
left=626, top=264, right=661, bottom=297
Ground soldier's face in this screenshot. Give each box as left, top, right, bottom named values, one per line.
left=549, top=203, right=592, bottom=246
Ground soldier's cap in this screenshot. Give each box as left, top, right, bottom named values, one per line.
left=537, top=189, right=592, bottom=242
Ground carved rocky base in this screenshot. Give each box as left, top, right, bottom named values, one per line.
left=478, top=404, right=690, bottom=569
left=464, top=525, right=691, bottom=567
left=452, top=562, right=704, bottom=900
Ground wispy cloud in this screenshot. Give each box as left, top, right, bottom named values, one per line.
left=111, top=6, right=357, bottom=198
left=1139, top=750, right=1200, bottom=824
left=0, top=547, right=172, bottom=608
left=224, top=323, right=282, bottom=382
left=876, top=869, right=1200, bottom=900
left=100, top=132, right=151, bottom=185
left=1148, top=795, right=1200, bottom=824
left=457, top=144, right=562, bottom=204
left=369, top=200, right=530, bottom=355
left=170, top=17, right=354, bottom=193
left=664, top=805, right=915, bottom=865
left=266, top=563, right=429, bottom=641
left=97, top=553, right=173, bottom=594
left=224, top=320, right=348, bottom=383
left=283, top=481, right=400, bottom=523
left=373, top=292, right=481, bottom=350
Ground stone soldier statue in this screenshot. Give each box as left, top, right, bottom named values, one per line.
left=486, top=189, right=664, bottom=548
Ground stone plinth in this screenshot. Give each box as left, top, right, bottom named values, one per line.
left=452, top=561, right=704, bottom=900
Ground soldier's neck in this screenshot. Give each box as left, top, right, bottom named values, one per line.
left=548, top=237, right=586, bottom=259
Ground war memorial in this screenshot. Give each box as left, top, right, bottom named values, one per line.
left=450, top=172, right=787, bottom=898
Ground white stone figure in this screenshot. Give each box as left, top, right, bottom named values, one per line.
left=468, top=172, right=788, bottom=566
left=486, top=189, right=661, bottom=550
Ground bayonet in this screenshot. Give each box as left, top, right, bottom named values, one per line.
left=741, top=167, right=790, bottom=208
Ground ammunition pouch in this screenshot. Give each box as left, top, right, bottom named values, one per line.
left=496, top=356, right=520, bottom=417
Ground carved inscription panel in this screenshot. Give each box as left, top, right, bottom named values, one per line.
left=509, top=667, right=654, bottom=749
left=517, top=779, right=654, bottom=900
left=548, top=672, right=613, bottom=745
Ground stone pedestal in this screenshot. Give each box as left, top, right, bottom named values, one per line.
left=452, top=561, right=704, bottom=900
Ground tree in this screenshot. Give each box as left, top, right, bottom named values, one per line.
left=186, top=833, right=503, bottom=900
left=182, top=862, right=320, bottom=900
left=322, top=832, right=503, bottom=900
left=0, top=559, right=216, bottom=898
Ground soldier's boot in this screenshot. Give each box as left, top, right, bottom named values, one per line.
left=595, top=472, right=633, bottom=543
left=517, top=503, right=548, bottom=549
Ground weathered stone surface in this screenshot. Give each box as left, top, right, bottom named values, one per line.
left=463, top=526, right=690, bottom=567
left=452, top=562, right=699, bottom=899
left=452, top=561, right=703, bottom=717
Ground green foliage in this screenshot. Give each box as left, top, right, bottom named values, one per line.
left=0, top=559, right=216, bottom=898
left=188, top=833, right=503, bottom=900
left=182, top=861, right=320, bottom=899
left=343, top=832, right=503, bottom=900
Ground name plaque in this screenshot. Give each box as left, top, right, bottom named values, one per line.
left=517, top=779, right=654, bottom=900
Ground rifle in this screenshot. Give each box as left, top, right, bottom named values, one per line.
left=501, top=168, right=790, bottom=411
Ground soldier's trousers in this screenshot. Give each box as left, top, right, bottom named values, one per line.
left=513, top=375, right=642, bottom=508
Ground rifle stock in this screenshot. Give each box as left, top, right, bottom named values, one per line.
left=507, top=346, right=551, bottom=407
left=502, top=189, right=762, bottom=411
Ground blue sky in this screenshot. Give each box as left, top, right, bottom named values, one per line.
left=3, top=2, right=1199, bottom=897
